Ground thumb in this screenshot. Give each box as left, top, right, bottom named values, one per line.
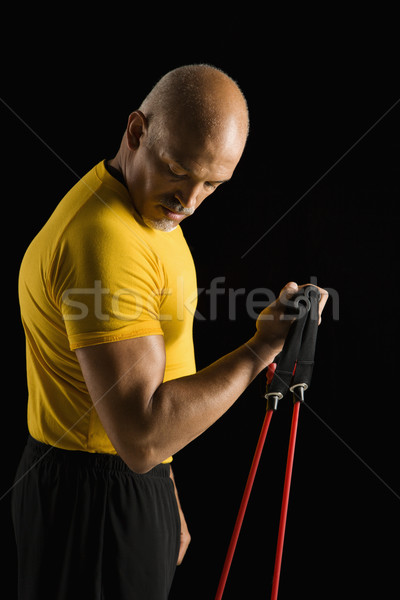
left=277, top=281, right=299, bottom=319
left=280, top=281, right=298, bottom=300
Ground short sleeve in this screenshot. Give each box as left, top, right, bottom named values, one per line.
left=50, top=202, right=165, bottom=350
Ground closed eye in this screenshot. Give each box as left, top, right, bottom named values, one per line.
left=168, top=164, right=187, bottom=178
left=167, top=161, right=228, bottom=191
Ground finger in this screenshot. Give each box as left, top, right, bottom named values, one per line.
left=177, top=544, right=187, bottom=565
left=318, top=288, right=329, bottom=311
left=296, top=283, right=329, bottom=311
left=287, top=283, right=329, bottom=324
left=317, top=287, right=329, bottom=324
left=177, top=532, right=190, bottom=565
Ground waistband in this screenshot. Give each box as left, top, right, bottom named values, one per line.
left=24, top=435, right=171, bottom=478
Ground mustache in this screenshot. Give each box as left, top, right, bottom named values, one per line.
left=161, top=197, right=195, bottom=216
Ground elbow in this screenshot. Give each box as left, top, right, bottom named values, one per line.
left=104, top=409, right=169, bottom=474
left=128, top=454, right=158, bottom=475
left=115, top=438, right=163, bottom=475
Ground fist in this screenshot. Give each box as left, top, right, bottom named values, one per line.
left=255, top=282, right=328, bottom=354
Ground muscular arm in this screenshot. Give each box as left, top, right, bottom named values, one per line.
left=76, top=282, right=328, bottom=473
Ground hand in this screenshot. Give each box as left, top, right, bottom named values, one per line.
left=255, top=281, right=329, bottom=355
left=176, top=507, right=191, bottom=566
left=170, top=467, right=191, bottom=565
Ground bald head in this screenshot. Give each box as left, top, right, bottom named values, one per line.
left=110, top=65, right=249, bottom=232
left=139, top=64, right=249, bottom=150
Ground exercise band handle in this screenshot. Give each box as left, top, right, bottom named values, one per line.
left=266, top=286, right=320, bottom=408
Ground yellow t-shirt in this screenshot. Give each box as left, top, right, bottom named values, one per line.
left=18, top=160, right=197, bottom=458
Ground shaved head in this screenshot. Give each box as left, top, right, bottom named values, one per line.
left=110, top=64, right=249, bottom=231
left=139, top=64, right=249, bottom=150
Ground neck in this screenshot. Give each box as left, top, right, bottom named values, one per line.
left=108, top=155, right=122, bottom=172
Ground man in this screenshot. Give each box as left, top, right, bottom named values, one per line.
left=13, top=64, right=327, bottom=599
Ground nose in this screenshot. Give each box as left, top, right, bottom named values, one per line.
left=174, top=181, right=203, bottom=211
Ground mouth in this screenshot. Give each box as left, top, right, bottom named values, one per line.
left=160, top=205, right=187, bottom=221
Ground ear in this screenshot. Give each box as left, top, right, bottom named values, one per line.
left=126, top=110, right=148, bottom=150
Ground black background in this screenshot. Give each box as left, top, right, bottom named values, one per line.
left=2, top=8, right=400, bottom=599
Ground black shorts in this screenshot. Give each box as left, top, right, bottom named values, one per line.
left=11, top=436, right=181, bottom=600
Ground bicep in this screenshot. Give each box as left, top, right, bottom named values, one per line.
left=76, top=334, right=166, bottom=453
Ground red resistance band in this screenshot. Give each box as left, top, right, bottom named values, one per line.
left=214, top=407, right=274, bottom=599
left=215, top=286, right=320, bottom=599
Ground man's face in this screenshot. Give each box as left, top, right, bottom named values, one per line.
left=124, top=112, right=245, bottom=232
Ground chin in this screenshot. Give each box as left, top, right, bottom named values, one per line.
left=142, top=216, right=178, bottom=232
